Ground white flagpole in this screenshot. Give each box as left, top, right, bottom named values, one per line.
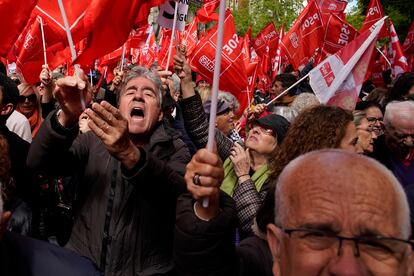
left=265, top=73, right=310, bottom=106
left=57, top=0, right=85, bottom=109
left=39, top=17, right=48, bottom=66
left=203, top=0, right=226, bottom=208
left=165, top=3, right=179, bottom=70
left=376, top=47, right=391, bottom=66
left=120, top=43, right=127, bottom=70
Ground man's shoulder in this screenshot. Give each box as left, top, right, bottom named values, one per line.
left=2, top=232, right=101, bottom=276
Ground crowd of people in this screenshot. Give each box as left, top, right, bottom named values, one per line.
left=0, top=43, right=413, bottom=275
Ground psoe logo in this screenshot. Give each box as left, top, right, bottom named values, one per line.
left=289, top=32, right=299, bottom=49
left=23, top=34, right=36, bottom=50
left=199, top=55, right=215, bottom=73
left=328, top=3, right=337, bottom=10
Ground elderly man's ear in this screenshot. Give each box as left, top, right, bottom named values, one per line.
left=267, top=224, right=282, bottom=276
left=0, top=211, right=12, bottom=239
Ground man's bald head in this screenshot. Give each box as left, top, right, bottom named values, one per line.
left=275, top=149, right=411, bottom=238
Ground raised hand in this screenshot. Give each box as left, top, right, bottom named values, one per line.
left=185, top=148, right=224, bottom=220
left=54, top=69, right=92, bottom=127
left=85, top=101, right=140, bottom=170
left=173, top=45, right=194, bottom=98
left=229, top=143, right=250, bottom=178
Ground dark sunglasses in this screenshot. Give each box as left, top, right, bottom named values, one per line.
left=18, top=94, right=37, bottom=103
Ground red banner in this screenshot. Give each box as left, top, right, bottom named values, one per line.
left=403, top=20, right=414, bottom=55
left=189, top=10, right=248, bottom=95
left=196, top=0, right=219, bottom=23
left=388, top=19, right=409, bottom=78
left=252, top=22, right=279, bottom=57
left=181, top=17, right=199, bottom=57
left=321, top=13, right=358, bottom=56
left=280, top=1, right=325, bottom=69
left=359, top=0, right=387, bottom=38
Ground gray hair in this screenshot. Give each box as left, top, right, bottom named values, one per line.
left=384, top=101, right=414, bottom=130
left=218, top=91, right=240, bottom=113
left=168, top=74, right=181, bottom=94
left=273, top=106, right=298, bottom=123
left=117, top=66, right=163, bottom=107
left=274, top=149, right=411, bottom=238
left=290, top=92, right=320, bottom=115
left=352, top=110, right=367, bottom=127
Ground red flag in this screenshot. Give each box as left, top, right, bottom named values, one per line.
left=403, top=20, right=414, bottom=55
left=388, top=19, right=409, bottom=78
left=130, top=25, right=150, bottom=49
left=321, top=13, right=359, bottom=56
left=310, top=0, right=347, bottom=17
left=280, top=1, right=324, bottom=69
left=189, top=10, right=248, bottom=95
left=359, top=0, right=387, bottom=38
left=241, top=35, right=251, bottom=68
left=252, top=22, right=279, bottom=57
left=181, top=17, right=199, bottom=57
left=309, top=17, right=386, bottom=110
left=139, top=28, right=158, bottom=67
left=237, top=62, right=258, bottom=116
left=16, top=18, right=64, bottom=84
left=100, top=42, right=130, bottom=67
left=33, top=0, right=89, bottom=45
left=0, top=0, right=38, bottom=56
left=196, top=0, right=219, bottom=23
left=75, top=0, right=165, bottom=66
left=271, top=23, right=285, bottom=79
left=158, top=28, right=181, bottom=70
left=260, top=40, right=271, bottom=77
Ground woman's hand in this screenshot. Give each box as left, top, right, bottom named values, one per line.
left=229, top=143, right=250, bottom=178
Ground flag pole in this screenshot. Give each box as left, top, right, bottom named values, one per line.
left=57, top=0, right=85, bottom=109
left=165, top=3, right=179, bottom=71
left=39, top=17, right=48, bottom=66
left=203, top=0, right=226, bottom=208
left=265, top=73, right=310, bottom=106
left=246, top=85, right=251, bottom=113
left=376, top=47, right=391, bottom=66
left=120, top=43, right=127, bottom=70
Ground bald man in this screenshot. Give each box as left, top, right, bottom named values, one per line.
left=175, top=149, right=414, bottom=275
left=267, top=150, right=413, bottom=275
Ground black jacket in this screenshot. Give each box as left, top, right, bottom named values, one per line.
left=27, top=111, right=189, bottom=275
left=0, top=232, right=101, bottom=276
left=174, top=193, right=273, bottom=276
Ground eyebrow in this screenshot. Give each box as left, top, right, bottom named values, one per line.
left=357, top=227, right=384, bottom=237
left=298, top=222, right=340, bottom=234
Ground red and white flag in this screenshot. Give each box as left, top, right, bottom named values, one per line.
left=181, top=17, right=199, bottom=57
left=309, top=17, right=386, bottom=110
left=280, top=1, right=325, bottom=69
left=321, top=13, right=359, bottom=56
left=271, top=23, right=285, bottom=79
left=196, top=0, right=219, bottom=23
left=252, top=22, right=279, bottom=57
left=189, top=10, right=247, bottom=96
left=139, top=27, right=158, bottom=67
left=359, top=0, right=387, bottom=38
left=388, top=19, right=409, bottom=78
left=158, top=28, right=181, bottom=70
left=310, top=0, right=347, bottom=17
left=402, top=20, right=414, bottom=55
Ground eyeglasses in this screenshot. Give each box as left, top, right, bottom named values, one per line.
left=18, top=94, right=37, bottom=103
left=367, top=117, right=383, bottom=124
left=250, top=123, right=275, bottom=136
left=357, top=125, right=374, bottom=133
left=281, top=228, right=414, bottom=262
left=392, top=132, right=414, bottom=142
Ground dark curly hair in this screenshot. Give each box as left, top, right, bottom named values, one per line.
left=270, top=105, right=353, bottom=180
left=385, top=72, right=414, bottom=103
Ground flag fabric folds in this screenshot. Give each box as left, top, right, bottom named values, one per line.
left=280, top=1, right=324, bottom=69
left=0, top=0, right=38, bottom=56
left=189, top=10, right=248, bottom=96
left=309, top=17, right=386, bottom=110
